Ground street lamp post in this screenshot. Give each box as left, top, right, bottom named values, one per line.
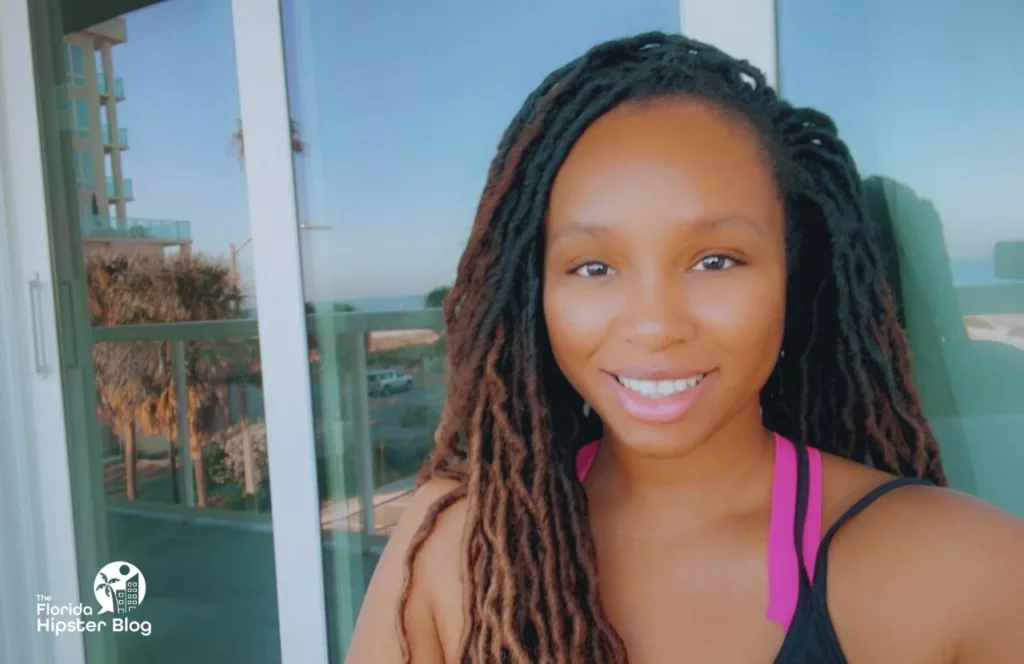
left=225, top=223, right=332, bottom=506
left=229, top=237, right=253, bottom=283
left=231, top=223, right=329, bottom=290
left=231, top=223, right=329, bottom=280
left=296, top=223, right=331, bottom=305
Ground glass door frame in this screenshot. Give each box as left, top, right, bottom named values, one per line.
left=0, top=0, right=334, bottom=661
left=0, top=0, right=90, bottom=662
left=0, top=0, right=777, bottom=662
left=228, top=0, right=330, bottom=662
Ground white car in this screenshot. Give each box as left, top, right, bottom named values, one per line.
left=367, top=369, right=413, bottom=397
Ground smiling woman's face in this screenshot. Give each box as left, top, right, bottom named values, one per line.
left=543, top=98, right=788, bottom=456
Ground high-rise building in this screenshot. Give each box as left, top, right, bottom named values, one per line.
left=64, top=18, right=192, bottom=258
left=114, top=571, right=141, bottom=614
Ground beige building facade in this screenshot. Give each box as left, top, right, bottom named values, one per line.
left=64, top=18, right=191, bottom=257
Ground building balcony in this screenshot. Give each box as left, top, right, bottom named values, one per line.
left=101, top=124, right=129, bottom=151
left=97, top=73, right=125, bottom=101
left=76, top=307, right=444, bottom=660
left=87, top=307, right=443, bottom=527
left=106, top=176, right=134, bottom=201
left=82, top=215, right=191, bottom=242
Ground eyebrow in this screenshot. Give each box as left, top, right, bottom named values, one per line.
left=687, top=215, right=767, bottom=237
left=548, top=223, right=612, bottom=243
left=548, top=215, right=767, bottom=243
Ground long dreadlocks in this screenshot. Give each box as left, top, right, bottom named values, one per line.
left=398, top=31, right=946, bottom=663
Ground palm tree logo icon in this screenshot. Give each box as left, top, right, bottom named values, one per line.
left=95, top=571, right=117, bottom=600
left=93, top=561, right=147, bottom=614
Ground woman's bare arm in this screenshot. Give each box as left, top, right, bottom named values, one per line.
left=345, top=478, right=462, bottom=664
left=951, top=497, right=1024, bottom=663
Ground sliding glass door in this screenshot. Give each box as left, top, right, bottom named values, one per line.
left=3, top=0, right=770, bottom=661
left=7, top=0, right=329, bottom=662
left=276, top=0, right=686, bottom=659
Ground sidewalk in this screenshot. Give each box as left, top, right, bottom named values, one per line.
left=320, top=475, right=418, bottom=536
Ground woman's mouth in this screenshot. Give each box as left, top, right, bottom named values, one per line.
left=605, top=370, right=713, bottom=423
left=615, top=374, right=706, bottom=398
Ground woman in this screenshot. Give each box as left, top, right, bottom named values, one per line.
left=348, top=32, right=1024, bottom=663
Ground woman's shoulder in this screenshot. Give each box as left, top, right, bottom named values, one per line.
left=818, top=452, right=1024, bottom=662
left=388, top=473, right=469, bottom=602
left=818, top=451, right=1023, bottom=546
left=401, top=474, right=471, bottom=572
left=346, top=475, right=468, bottom=662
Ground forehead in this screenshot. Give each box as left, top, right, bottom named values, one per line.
left=547, top=98, right=782, bottom=231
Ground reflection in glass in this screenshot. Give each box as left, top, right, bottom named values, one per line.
left=48, top=0, right=284, bottom=661
left=279, top=0, right=681, bottom=657
left=779, top=0, right=1024, bottom=516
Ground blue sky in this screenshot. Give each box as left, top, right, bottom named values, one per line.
left=110, top=0, right=1020, bottom=303
left=779, top=0, right=1024, bottom=264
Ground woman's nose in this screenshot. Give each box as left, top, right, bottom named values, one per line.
left=619, top=272, right=697, bottom=351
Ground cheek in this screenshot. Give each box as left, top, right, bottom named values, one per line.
left=690, top=267, right=786, bottom=361
left=543, top=280, right=616, bottom=377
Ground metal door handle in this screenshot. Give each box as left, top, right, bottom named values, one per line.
left=29, top=274, right=50, bottom=376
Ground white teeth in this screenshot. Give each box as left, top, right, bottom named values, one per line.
left=616, top=374, right=704, bottom=398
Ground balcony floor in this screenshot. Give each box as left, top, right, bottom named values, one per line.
left=104, top=510, right=379, bottom=664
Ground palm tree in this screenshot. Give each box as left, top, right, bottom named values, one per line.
left=87, top=254, right=160, bottom=500
left=86, top=253, right=245, bottom=506
left=229, top=119, right=305, bottom=166
left=140, top=254, right=246, bottom=507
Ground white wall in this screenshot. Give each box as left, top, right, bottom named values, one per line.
left=681, top=0, right=777, bottom=88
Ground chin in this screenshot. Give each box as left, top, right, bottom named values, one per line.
left=602, top=420, right=710, bottom=458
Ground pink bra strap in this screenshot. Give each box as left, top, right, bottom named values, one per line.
left=576, top=440, right=599, bottom=480
left=766, top=434, right=822, bottom=630
left=575, top=434, right=824, bottom=632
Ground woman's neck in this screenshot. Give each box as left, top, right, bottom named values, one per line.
left=586, top=407, right=776, bottom=535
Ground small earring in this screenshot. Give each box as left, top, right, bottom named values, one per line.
left=582, top=401, right=591, bottom=417
left=780, top=349, right=786, bottom=359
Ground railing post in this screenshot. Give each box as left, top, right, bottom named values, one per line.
left=351, top=331, right=375, bottom=542
left=172, top=339, right=194, bottom=508
left=236, top=383, right=256, bottom=498
left=312, top=313, right=361, bottom=643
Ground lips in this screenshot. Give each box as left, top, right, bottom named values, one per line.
left=604, top=369, right=714, bottom=423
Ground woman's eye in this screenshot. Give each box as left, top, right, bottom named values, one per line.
left=693, top=254, right=738, bottom=271
left=572, top=262, right=614, bottom=277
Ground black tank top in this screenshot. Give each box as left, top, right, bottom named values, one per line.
left=773, top=441, right=930, bottom=662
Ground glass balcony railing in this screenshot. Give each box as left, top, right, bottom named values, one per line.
left=82, top=215, right=192, bottom=242
left=101, top=124, right=129, bottom=148
left=75, top=307, right=444, bottom=663
left=97, top=73, right=125, bottom=99
left=107, top=176, right=134, bottom=200
left=87, top=308, right=444, bottom=519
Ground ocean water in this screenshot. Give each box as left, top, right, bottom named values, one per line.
left=316, top=293, right=434, bottom=312
left=348, top=294, right=432, bottom=311
left=951, top=257, right=1023, bottom=286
